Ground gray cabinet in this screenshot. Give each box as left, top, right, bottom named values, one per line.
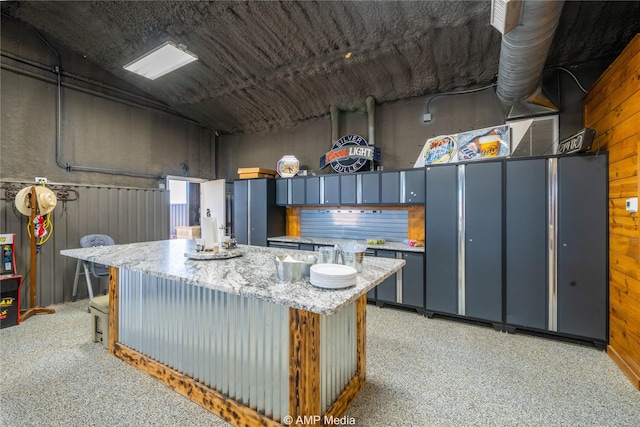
left=556, top=155, right=607, bottom=341
left=275, top=178, right=288, bottom=206
left=375, top=250, right=397, bottom=303
left=276, top=168, right=425, bottom=207
left=505, top=158, right=547, bottom=330
left=380, top=171, right=400, bottom=204
left=403, top=169, right=425, bottom=203
left=340, top=174, right=357, bottom=205
left=268, top=241, right=300, bottom=250
left=425, top=165, right=458, bottom=315
left=374, top=249, right=425, bottom=311
left=323, top=175, right=340, bottom=205
left=360, top=172, right=380, bottom=204
left=401, top=252, right=425, bottom=309
left=425, top=161, right=503, bottom=323
left=233, top=179, right=285, bottom=246
left=306, top=176, right=321, bottom=205
left=291, top=177, right=306, bottom=205
left=464, top=161, right=503, bottom=323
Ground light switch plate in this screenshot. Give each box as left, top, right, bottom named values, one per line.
left=626, top=197, right=638, bottom=213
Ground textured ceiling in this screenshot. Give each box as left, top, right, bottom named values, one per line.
left=2, top=1, right=640, bottom=134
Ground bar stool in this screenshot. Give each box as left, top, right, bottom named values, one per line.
left=71, top=234, right=115, bottom=301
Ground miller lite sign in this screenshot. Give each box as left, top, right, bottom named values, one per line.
left=557, top=128, right=595, bottom=155
left=319, top=134, right=381, bottom=173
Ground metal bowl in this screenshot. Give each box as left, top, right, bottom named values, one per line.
left=275, top=254, right=318, bottom=282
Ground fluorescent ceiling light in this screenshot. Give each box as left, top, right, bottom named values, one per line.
left=123, top=41, right=198, bottom=80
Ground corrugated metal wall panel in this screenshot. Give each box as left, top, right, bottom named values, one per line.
left=0, top=181, right=169, bottom=307
left=118, top=269, right=290, bottom=421
left=300, top=209, right=408, bottom=242
left=170, top=204, right=188, bottom=237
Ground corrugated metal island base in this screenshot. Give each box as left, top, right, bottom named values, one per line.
left=61, top=240, right=404, bottom=426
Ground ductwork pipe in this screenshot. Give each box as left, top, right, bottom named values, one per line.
left=365, top=96, right=375, bottom=146
left=330, top=105, right=339, bottom=144
left=496, top=0, right=565, bottom=118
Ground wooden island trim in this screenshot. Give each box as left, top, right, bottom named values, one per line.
left=108, top=266, right=369, bottom=426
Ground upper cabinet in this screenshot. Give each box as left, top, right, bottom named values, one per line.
left=340, top=174, right=357, bottom=205
left=380, top=171, right=400, bottom=204
left=359, top=172, right=380, bottom=204
left=275, top=168, right=426, bottom=206
left=323, top=175, right=340, bottom=205
left=402, top=169, right=425, bottom=204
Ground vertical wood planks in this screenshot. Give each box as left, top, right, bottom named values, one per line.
left=584, top=34, right=640, bottom=390
left=289, top=307, right=321, bottom=424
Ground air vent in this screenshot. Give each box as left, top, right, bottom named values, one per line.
left=491, top=0, right=524, bottom=35
left=509, top=115, right=559, bottom=157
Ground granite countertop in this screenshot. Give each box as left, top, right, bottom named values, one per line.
left=267, top=236, right=425, bottom=253
left=61, top=239, right=404, bottom=315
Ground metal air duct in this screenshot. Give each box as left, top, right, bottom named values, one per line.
left=496, top=0, right=565, bottom=119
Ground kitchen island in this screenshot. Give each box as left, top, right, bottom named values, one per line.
left=61, top=239, right=404, bottom=426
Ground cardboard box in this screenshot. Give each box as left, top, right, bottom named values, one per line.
left=176, top=226, right=201, bottom=239
left=237, top=167, right=277, bottom=179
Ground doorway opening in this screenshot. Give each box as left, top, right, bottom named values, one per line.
left=166, top=176, right=230, bottom=240
left=168, top=177, right=202, bottom=239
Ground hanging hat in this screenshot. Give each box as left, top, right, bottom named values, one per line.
left=14, top=186, right=58, bottom=216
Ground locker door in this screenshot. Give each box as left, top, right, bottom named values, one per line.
left=233, top=180, right=248, bottom=244
left=505, top=159, right=547, bottom=329
left=464, top=161, right=502, bottom=323
left=425, top=165, right=458, bottom=315
left=557, top=155, right=607, bottom=341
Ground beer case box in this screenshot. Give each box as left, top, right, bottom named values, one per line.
left=176, top=226, right=201, bottom=240
left=0, top=275, right=21, bottom=329
left=237, top=167, right=277, bottom=179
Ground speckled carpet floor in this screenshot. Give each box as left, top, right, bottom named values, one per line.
left=1, top=301, right=638, bottom=427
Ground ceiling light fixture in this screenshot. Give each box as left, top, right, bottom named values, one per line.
left=123, top=41, right=198, bottom=80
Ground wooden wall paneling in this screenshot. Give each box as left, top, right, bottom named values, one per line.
left=589, top=87, right=640, bottom=138
left=608, top=134, right=639, bottom=164
left=592, top=110, right=640, bottom=151
left=408, top=205, right=425, bottom=242
left=288, top=307, right=321, bottom=422
left=610, top=251, right=640, bottom=282
left=584, top=36, right=640, bottom=116
left=609, top=232, right=639, bottom=257
left=610, top=268, right=640, bottom=305
left=585, top=33, right=640, bottom=390
left=609, top=292, right=640, bottom=364
left=286, top=207, right=300, bottom=236
left=609, top=176, right=638, bottom=199
left=609, top=155, right=638, bottom=182
left=585, top=53, right=640, bottom=126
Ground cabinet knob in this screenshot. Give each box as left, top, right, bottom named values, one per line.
left=563, top=243, right=567, bottom=247
left=468, top=238, right=473, bottom=242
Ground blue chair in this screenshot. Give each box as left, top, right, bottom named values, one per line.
left=71, top=234, right=115, bottom=301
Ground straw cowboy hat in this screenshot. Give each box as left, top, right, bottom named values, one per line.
left=14, top=185, right=58, bottom=216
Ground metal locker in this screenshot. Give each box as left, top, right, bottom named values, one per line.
left=425, top=165, right=458, bottom=315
